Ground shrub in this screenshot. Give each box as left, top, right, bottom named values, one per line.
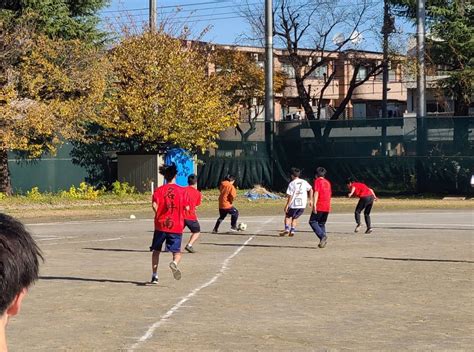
left=111, top=181, right=136, bottom=196
left=26, top=187, right=44, bottom=201
left=60, top=182, right=99, bottom=200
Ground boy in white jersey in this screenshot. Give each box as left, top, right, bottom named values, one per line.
left=280, top=167, right=313, bottom=237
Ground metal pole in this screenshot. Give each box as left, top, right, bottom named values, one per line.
left=382, top=0, right=389, bottom=120
left=265, top=0, right=274, bottom=187
left=265, top=0, right=274, bottom=122
left=381, top=0, right=390, bottom=156
left=416, top=0, right=426, bottom=119
left=149, top=0, right=157, bottom=32
left=416, top=0, right=426, bottom=192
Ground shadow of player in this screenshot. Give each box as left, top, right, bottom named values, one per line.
left=40, top=276, right=154, bottom=286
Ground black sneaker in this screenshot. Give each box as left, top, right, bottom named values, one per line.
left=288, top=231, right=295, bottom=237
left=279, top=230, right=289, bottom=237
left=365, top=228, right=373, bottom=234
left=150, top=276, right=159, bottom=285
left=354, top=224, right=362, bottom=233
left=230, top=227, right=238, bottom=232
left=318, top=236, right=328, bottom=248
left=185, top=244, right=195, bottom=253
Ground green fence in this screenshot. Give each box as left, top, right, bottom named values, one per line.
left=198, top=117, right=474, bottom=195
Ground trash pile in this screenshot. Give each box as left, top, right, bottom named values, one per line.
left=244, top=185, right=282, bottom=201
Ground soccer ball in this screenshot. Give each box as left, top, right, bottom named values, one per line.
left=237, top=222, right=247, bottom=231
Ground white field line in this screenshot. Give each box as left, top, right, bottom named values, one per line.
left=128, top=217, right=275, bottom=351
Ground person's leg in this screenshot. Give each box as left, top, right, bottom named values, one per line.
left=289, top=209, right=303, bottom=236
left=149, top=230, right=166, bottom=283
left=229, top=207, right=239, bottom=229
left=213, top=209, right=228, bottom=232
left=354, top=199, right=364, bottom=232
left=364, top=198, right=374, bottom=233
left=317, top=212, right=329, bottom=248
left=280, top=213, right=292, bottom=236
left=167, top=234, right=182, bottom=280
left=185, top=221, right=201, bottom=253
left=309, top=212, right=324, bottom=240
left=289, top=218, right=298, bottom=236
left=152, top=250, right=160, bottom=276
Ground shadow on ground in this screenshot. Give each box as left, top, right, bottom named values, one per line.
left=201, top=242, right=319, bottom=250
left=83, top=247, right=148, bottom=253
left=365, top=256, right=474, bottom=264
left=40, top=276, right=151, bottom=286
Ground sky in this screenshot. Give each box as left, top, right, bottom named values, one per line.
left=99, top=0, right=415, bottom=53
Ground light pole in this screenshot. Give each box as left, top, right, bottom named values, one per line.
left=149, top=0, right=157, bottom=32
left=265, top=0, right=274, bottom=187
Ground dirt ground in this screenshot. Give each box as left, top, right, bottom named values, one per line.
left=7, top=210, right=474, bottom=351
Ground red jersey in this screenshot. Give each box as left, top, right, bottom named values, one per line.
left=351, top=182, right=373, bottom=198
left=184, top=186, right=202, bottom=221
left=313, top=177, right=332, bottom=212
left=152, top=184, right=188, bottom=233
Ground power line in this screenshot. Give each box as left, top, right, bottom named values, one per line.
left=101, top=0, right=234, bottom=14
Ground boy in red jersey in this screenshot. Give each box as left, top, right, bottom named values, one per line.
left=184, top=174, right=202, bottom=253
left=150, top=164, right=189, bottom=284
left=347, top=177, right=378, bottom=234
left=309, top=167, right=332, bottom=248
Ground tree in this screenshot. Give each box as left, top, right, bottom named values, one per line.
left=243, top=0, right=384, bottom=130
left=389, top=0, right=473, bottom=116
left=0, top=0, right=108, bottom=42
left=212, top=48, right=286, bottom=146
left=0, top=17, right=108, bottom=195
left=95, top=32, right=238, bottom=153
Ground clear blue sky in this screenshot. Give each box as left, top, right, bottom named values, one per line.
left=100, top=0, right=414, bottom=52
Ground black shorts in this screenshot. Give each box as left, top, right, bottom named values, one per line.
left=286, top=208, right=305, bottom=219
left=184, top=219, right=201, bottom=233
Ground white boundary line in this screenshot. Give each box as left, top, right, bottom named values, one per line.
left=128, top=217, right=274, bottom=351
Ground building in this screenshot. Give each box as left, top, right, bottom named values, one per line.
left=212, top=44, right=407, bottom=121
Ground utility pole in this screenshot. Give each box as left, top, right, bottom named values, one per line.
left=264, top=0, right=274, bottom=187
left=416, top=0, right=427, bottom=192
left=149, top=0, right=157, bottom=32
left=416, top=0, right=426, bottom=120
left=381, top=0, right=391, bottom=120
left=265, top=0, right=274, bottom=123
left=381, top=0, right=393, bottom=156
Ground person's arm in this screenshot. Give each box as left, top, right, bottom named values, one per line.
left=370, top=188, right=378, bottom=200
left=313, top=191, right=319, bottom=213
left=348, top=186, right=356, bottom=198
left=152, top=201, right=158, bottom=214
left=228, top=186, right=236, bottom=203
left=284, top=194, right=291, bottom=213
left=308, top=187, right=314, bottom=209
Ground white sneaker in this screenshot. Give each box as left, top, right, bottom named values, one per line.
left=169, top=262, right=181, bottom=280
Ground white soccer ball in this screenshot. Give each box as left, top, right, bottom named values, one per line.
left=130, top=214, right=136, bottom=219
left=238, top=222, right=247, bottom=231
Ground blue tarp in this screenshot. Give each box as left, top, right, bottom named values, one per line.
left=165, top=148, right=194, bottom=187
left=244, top=188, right=282, bottom=201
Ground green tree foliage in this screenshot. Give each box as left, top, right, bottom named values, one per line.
left=0, top=17, right=108, bottom=195
left=95, top=32, right=238, bottom=153
left=0, top=0, right=108, bottom=42
left=389, top=0, right=473, bottom=116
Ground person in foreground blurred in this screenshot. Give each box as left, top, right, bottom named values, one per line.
left=0, top=213, right=42, bottom=352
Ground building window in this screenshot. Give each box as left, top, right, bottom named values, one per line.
left=307, top=64, right=328, bottom=79
left=356, top=66, right=368, bottom=81
left=281, top=62, right=295, bottom=78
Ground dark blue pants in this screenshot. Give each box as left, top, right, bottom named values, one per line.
left=355, top=196, right=374, bottom=228
left=309, top=211, right=329, bottom=240
left=213, top=207, right=239, bottom=230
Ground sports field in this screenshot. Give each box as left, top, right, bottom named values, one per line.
left=8, top=210, right=473, bottom=351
